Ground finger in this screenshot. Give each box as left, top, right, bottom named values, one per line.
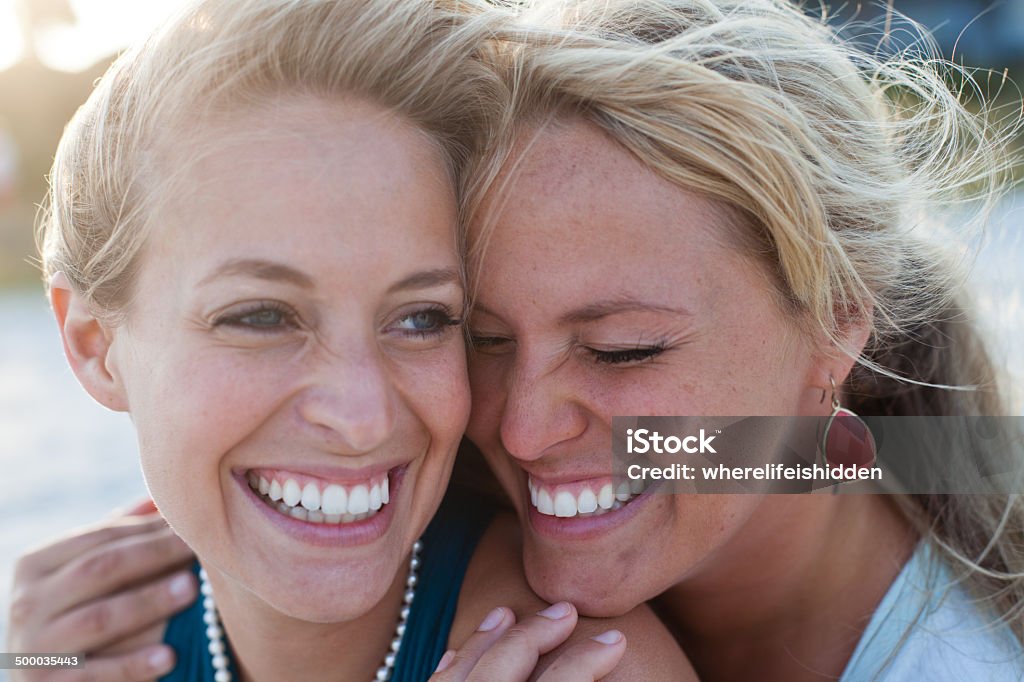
left=14, top=515, right=170, bottom=581
left=68, top=645, right=177, bottom=682
left=466, top=603, right=580, bottom=681
left=434, top=603, right=579, bottom=682
left=109, top=498, right=160, bottom=518
left=36, top=527, right=193, bottom=622
left=48, top=569, right=197, bottom=653
left=536, top=630, right=626, bottom=682
left=430, top=606, right=514, bottom=680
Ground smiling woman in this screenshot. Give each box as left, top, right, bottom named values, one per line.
left=7, top=0, right=698, bottom=680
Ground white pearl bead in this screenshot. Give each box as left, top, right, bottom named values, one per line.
left=214, top=670, right=231, bottom=682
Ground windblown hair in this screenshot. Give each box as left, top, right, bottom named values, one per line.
left=37, top=0, right=505, bottom=320
left=467, top=0, right=1024, bottom=645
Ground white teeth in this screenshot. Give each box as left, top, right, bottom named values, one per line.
left=269, top=479, right=283, bottom=501
left=577, top=488, right=598, bottom=514
left=528, top=479, right=642, bottom=518
left=537, top=488, right=554, bottom=515
left=554, top=491, right=578, bottom=517
left=321, top=484, right=348, bottom=515
left=300, top=483, right=321, bottom=511
left=348, top=485, right=370, bottom=514
left=253, top=472, right=393, bottom=523
left=282, top=479, right=302, bottom=507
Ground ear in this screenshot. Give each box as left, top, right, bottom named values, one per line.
left=808, top=305, right=874, bottom=403
left=50, top=272, right=129, bottom=412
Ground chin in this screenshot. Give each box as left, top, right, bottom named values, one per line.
left=524, top=550, right=645, bottom=619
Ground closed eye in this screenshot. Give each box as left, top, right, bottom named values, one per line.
left=588, top=345, right=665, bottom=365
left=470, top=334, right=513, bottom=351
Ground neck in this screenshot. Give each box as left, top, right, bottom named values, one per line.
left=204, top=560, right=408, bottom=682
left=655, top=494, right=916, bottom=682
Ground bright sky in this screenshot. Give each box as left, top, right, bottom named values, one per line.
left=0, top=0, right=186, bottom=72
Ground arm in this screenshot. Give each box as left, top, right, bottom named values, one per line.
left=7, top=503, right=196, bottom=682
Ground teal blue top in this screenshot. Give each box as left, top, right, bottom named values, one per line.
left=841, top=543, right=1024, bottom=681
left=159, top=486, right=494, bottom=682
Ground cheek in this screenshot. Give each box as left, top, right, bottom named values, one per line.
left=397, top=345, right=471, bottom=453
left=126, top=345, right=296, bottom=528
left=466, top=355, right=505, bottom=443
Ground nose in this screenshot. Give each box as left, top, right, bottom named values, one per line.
left=499, top=358, right=586, bottom=462
left=295, top=347, right=396, bottom=453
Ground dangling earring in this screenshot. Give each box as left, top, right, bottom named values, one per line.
left=820, top=375, right=876, bottom=472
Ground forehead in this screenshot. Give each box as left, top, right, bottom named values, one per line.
left=475, top=117, right=745, bottom=300
left=140, top=95, right=459, bottom=290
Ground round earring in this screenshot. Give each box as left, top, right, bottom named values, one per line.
left=820, top=376, right=876, bottom=474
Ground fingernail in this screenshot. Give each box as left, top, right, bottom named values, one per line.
left=591, top=630, right=624, bottom=645
left=434, top=649, right=455, bottom=673
left=536, top=602, right=572, bottom=620
left=148, top=647, right=172, bottom=670
left=168, top=573, right=193, bottom=599
left=477, top=606, right=505, bottom=632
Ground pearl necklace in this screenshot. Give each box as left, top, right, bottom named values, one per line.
left=199, top=539, right=423, bottom=682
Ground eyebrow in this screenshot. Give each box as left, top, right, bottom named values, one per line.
left=197, top=261, right=460, bottom=293
left=387, top=268, right=461, bottom=294
left=559, top=298, right=692, bottom=325
left=198, top=258, right=314, bottom=289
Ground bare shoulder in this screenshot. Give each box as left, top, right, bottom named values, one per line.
left=453, top=513, right=697, bottom=681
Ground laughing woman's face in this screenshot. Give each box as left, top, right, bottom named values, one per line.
left=466, top=119, right=847, bottom=616
left=88, top=95, right=470, bottom=623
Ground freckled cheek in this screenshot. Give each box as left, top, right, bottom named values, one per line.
left=466, top=360, right=503, bottom=433
left=398, top=350, right=471, bottom=456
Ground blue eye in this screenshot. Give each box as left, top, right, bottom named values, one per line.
left=215, top=302, right=297, bottom=332
left=393, top=308, right=461, bottom=338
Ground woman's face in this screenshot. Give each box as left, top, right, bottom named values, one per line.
left=466, top=119, right=838, bottom=615
left=106, top=96, right=470, bottom=622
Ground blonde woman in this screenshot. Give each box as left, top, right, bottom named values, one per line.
left=6, top=0, right=692, bottom=680
left=461, top=0, right=1024, bottom=680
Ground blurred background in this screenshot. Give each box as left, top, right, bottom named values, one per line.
left=0, top=0, right=1022, bottom=654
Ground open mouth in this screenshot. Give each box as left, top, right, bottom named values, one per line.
left=527, top=475, right=650, bottom=519
left=245, top=468, right=395, bottom=525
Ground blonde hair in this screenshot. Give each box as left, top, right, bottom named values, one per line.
left=468, top=0, right=1024, bottom=644
left=37, top=0, right=505, bottom=320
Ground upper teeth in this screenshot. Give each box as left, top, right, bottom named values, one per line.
left=248, top=472, right=389, bottom=516
left=527, top=476, right=645, bottom=518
